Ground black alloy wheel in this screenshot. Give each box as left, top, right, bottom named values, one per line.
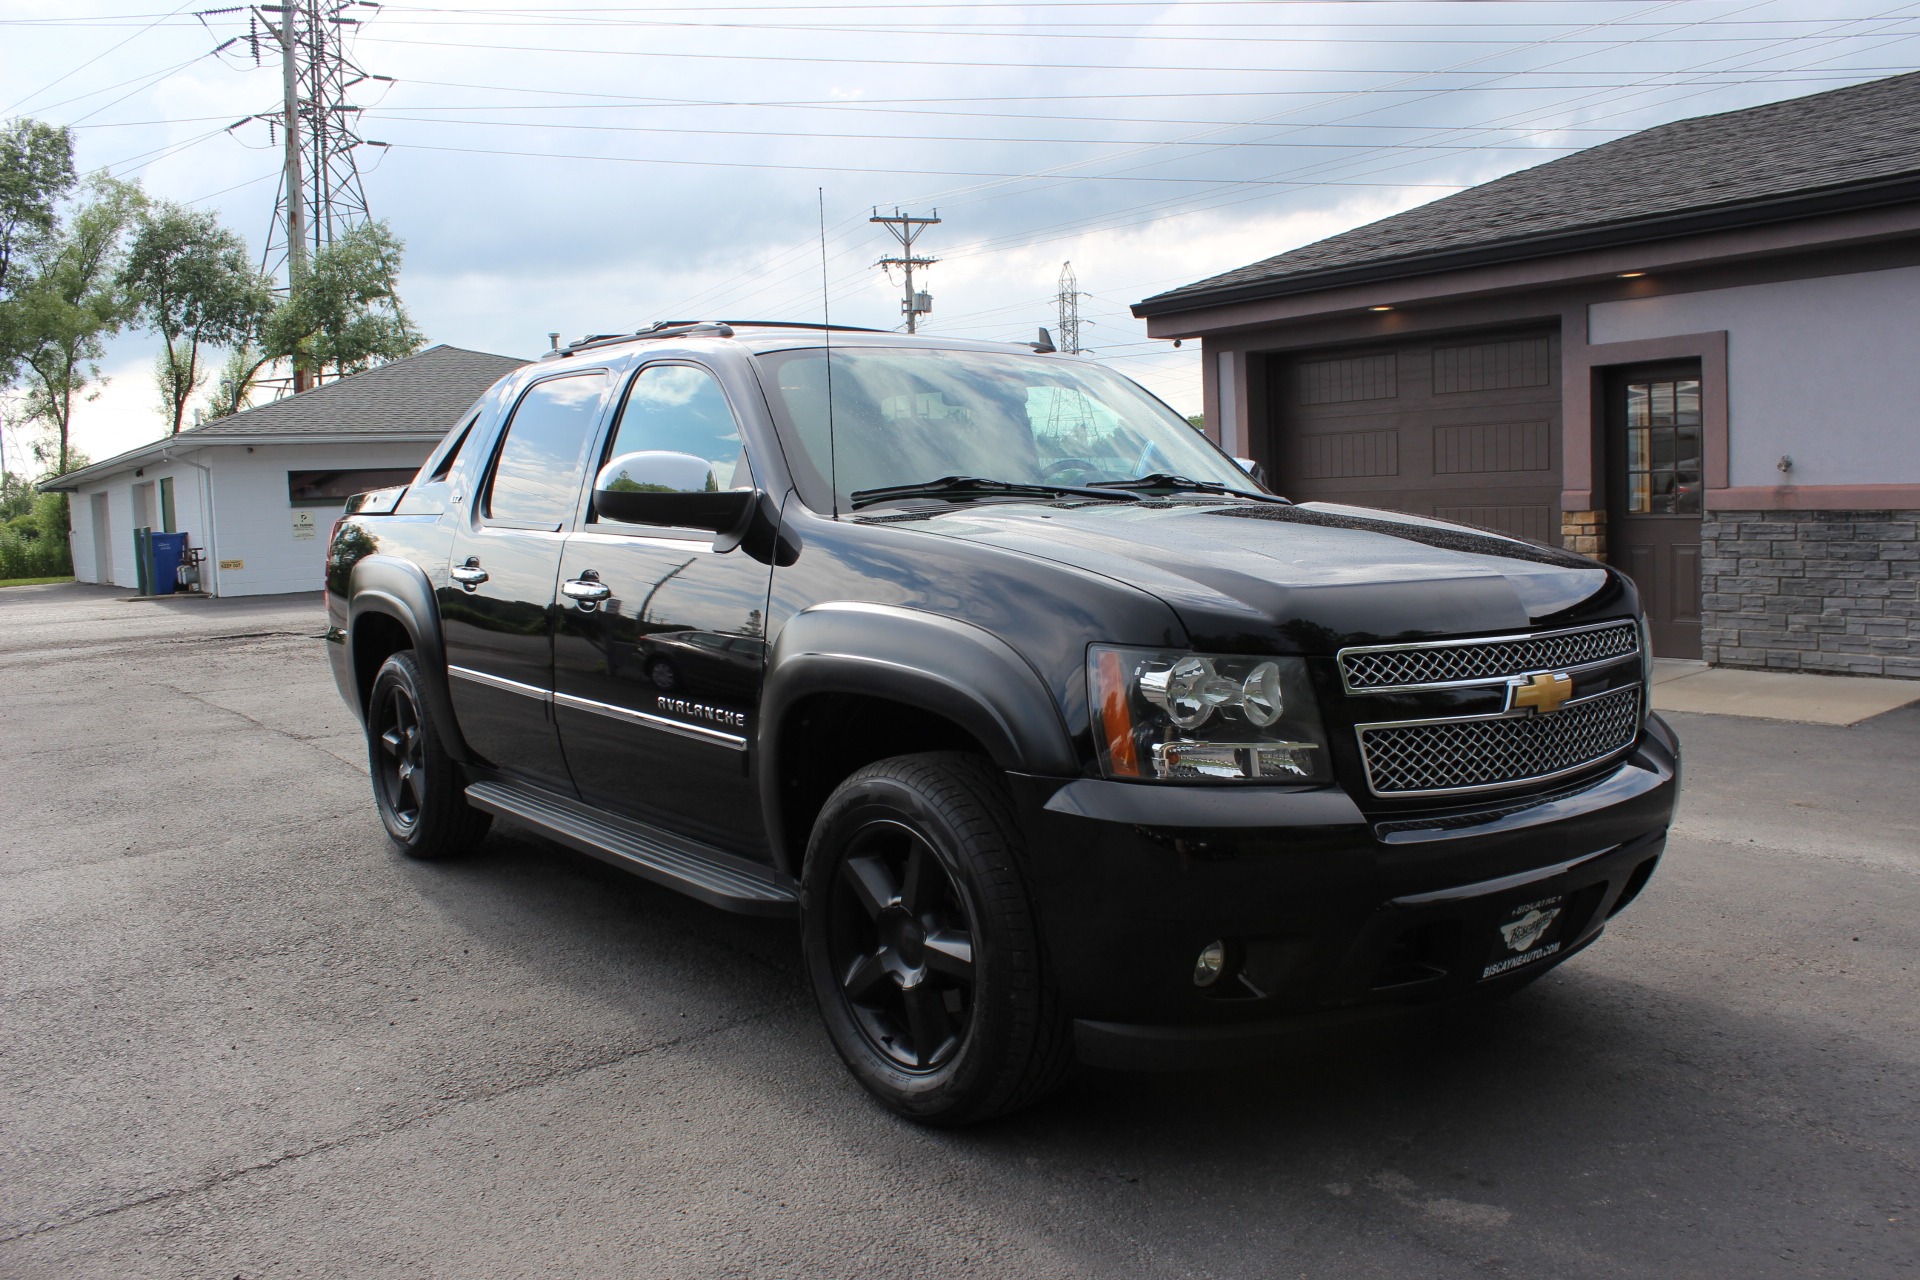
left=828, top=819, right=978, bottom=1071
left=801, top=752, right=1072, bottom=1125
left=374, top=682, right=427, bottom=831
left=364, top=650, right=492, bottom=860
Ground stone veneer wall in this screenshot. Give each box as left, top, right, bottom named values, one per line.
left=1560, top=510, right=1607, bottom=559
left=1701, top=509, right=1920, bottom=678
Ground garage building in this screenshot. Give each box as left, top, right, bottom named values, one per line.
left=48, top=344, right=524, bottom=598
left=1135, top=71, right=1920, bottom=675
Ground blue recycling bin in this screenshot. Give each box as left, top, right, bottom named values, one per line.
left=149, top=531, right=187, bottom=596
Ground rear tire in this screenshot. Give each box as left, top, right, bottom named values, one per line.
left=366, top=651, right=491, bottom=860
left=800, top=752, right=1072, bottom=1126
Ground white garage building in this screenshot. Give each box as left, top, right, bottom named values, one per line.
left=49, top=344, right=524, bottom=597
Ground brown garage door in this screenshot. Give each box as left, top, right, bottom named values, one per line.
left=1265, top=330, right=1562, bottom=545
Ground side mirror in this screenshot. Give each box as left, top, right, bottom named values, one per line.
left=593, top=450, right=757, bottom=533
left=1234, top=456, right=1267, bottom=485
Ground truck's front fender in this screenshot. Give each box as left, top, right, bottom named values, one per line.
left=347, top=554, right=474, bottom=763
left=757, top=601, right=1079, bottom=867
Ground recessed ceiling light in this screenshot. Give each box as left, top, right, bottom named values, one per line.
left=1369, top=305, right=1393, bottom=312
left=1618, top=271, right=1646, bottom=278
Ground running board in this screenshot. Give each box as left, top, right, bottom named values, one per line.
left=464, top=779, right=799, bottom=917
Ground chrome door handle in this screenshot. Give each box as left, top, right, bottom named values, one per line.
left=562, top=576, right=613, bottom=608
left=450, top=565, right=489, bottom=590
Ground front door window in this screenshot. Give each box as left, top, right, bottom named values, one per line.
left=1624, top=377, right=1701, bottom=516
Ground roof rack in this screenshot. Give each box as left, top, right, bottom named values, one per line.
left=713, top=321, right=888, bottom=334
left=542, top=319, right=889, bottom=359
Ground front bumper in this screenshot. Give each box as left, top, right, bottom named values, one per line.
left=1006, top=714, right=1679, bottom=1071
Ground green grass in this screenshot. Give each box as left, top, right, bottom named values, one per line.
left=0, top=575, right=75, bottom=589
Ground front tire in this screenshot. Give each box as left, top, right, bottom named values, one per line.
left=365, top=651, right=491, bottom=860
left=800, top=752, right=1072, bottom=1125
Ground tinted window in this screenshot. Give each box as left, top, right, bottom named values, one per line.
left=758, top=347, right=1249, bottom=511
left=600, top=364, right=751, bottom=506
left=427, top=414, right=480, bottom=482
left=485, top=374, right=608, bottom=527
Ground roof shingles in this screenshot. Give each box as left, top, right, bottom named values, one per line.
left=1139, top=70, right=1920, bottom=312
left=45, top=344, right=526, bottom=491
left=190, top=343, right=526, bottom=438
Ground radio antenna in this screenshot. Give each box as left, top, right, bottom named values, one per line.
left=819, top=188, right=839, bottom=519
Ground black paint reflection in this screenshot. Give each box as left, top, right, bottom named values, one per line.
left=553, top=532, right=773, bottom=854
left=439, top=527, right=576, bottom=789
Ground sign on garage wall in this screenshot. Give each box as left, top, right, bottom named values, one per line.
left=292, top=511, right=317, bottom=540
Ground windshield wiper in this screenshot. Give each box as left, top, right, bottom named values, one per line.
left=1086, top=473, right=1288, bottom=503
left=850, top=474, right=1143, bottom=511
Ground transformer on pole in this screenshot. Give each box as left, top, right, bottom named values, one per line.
left=871, top=208, right=940, bottom=334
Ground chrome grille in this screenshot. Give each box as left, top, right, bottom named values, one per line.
left=1340, top=621, right=1640, bottom=692
left=1358, top=685, right=1641, bottom=797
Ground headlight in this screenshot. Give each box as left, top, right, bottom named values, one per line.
left=1089, top=646, right=1332, bottom=784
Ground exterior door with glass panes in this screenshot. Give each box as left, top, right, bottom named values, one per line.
left=1607, top=363, right=1703, bottom=659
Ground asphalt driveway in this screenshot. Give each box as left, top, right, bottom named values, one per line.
left=2, top=582, right=1914, bottom=1278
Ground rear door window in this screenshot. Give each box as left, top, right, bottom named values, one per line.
left=484, top=373, right=610, bottom=528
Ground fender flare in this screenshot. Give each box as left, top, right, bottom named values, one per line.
left=347, top=554, right=474, bottom=763
left=757, top=601, right=1078, bottom=866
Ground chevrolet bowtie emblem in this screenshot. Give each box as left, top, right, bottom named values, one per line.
left=1511, top=671, right=1574, bottom=714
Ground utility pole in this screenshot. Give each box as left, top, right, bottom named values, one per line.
left=1056, top=261, right=1088, bottom=355
left=871, top=208, right=939, bottom=334
left=237, top=0, right=389, bottom=390
left=277, top=1, right=308, bottom=387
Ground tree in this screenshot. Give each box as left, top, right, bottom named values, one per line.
left=121, top=202, right=273, bottom=434
left=0, top=120, right=76, bottom=379
left=262, top=219, right=422, bottom=386
left=13, top=177, right=142, bottom=474
left=205, top=341, right=269, bottom=420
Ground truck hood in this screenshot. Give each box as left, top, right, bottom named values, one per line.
left=867, top=498, right=1629, bottom=651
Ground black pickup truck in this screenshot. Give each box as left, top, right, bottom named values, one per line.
left=325, top=321, right=1679, bottom=1125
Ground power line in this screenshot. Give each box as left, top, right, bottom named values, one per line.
left=357, top=32, right=1920, bottom=78
left=55, top=9, right=1920, bottom=46
left=1, top=0, right=201, bottom=116
left=13, top=8, right=1920, bottom=26
left=902, top=0, right=1854, bottom=258
left=868, top=0, right=1710, bottom=236
left=360, top=111, right=1597, bottom=153
left=385, top=139, right=1476, bottom=188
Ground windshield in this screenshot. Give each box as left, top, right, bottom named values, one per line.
left=756, top=345, right=1262, bottom=511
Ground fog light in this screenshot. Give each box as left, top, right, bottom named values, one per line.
left=1193, top=940, right=1228, bottom=986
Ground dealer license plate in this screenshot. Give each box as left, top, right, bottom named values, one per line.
left=1481, top=894, right=1568, bottom=980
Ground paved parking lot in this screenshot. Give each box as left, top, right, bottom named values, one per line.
left=2, top=582, right=1915, bottom=1279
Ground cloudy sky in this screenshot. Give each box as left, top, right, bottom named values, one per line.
left=4, top=0, right=1916, bottom=468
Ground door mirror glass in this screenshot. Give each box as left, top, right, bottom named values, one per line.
left=594, top=451, right=756, bottom=531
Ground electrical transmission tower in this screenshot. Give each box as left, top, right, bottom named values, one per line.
left=236, top=2, right=389, bottom=296
left=1056, top=260, right=1089, bottom=355
left=871, top=208, right=939, bottom=333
